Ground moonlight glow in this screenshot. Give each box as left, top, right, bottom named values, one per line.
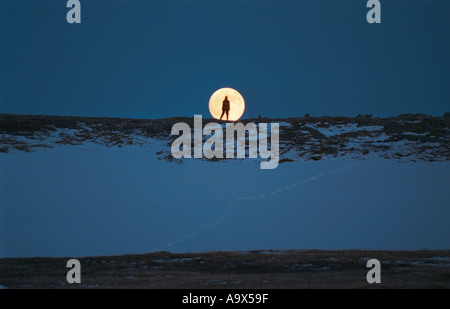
left=209, top=88, right=245, bottom=121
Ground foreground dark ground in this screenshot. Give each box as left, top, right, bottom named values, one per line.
left=1, top=250, right=449, bottom=289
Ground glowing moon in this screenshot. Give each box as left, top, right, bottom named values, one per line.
left=209, top=88, right=245, bottom=121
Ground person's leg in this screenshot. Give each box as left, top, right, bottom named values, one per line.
left=226, top=110, right=229, bottom=121
left=220, top=110, right=225, bottom=120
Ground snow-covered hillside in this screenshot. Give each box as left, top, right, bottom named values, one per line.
left=1, top=114, right=449, bottom=257
left=1, top=113, right=449, bottom=162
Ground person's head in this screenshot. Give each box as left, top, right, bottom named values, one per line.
left=225, top=96, right=228, bottom=100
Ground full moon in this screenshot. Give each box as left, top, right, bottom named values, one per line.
left=209, top=88, right=245, bottom=121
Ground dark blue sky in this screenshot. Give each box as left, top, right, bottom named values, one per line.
left=1, top=0, right=449, bottom=119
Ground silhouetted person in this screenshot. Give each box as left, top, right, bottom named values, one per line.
left=220, top=96, right=230, bottom=121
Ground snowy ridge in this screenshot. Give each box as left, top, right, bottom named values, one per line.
left=1, top=113, right=448, bottom=163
